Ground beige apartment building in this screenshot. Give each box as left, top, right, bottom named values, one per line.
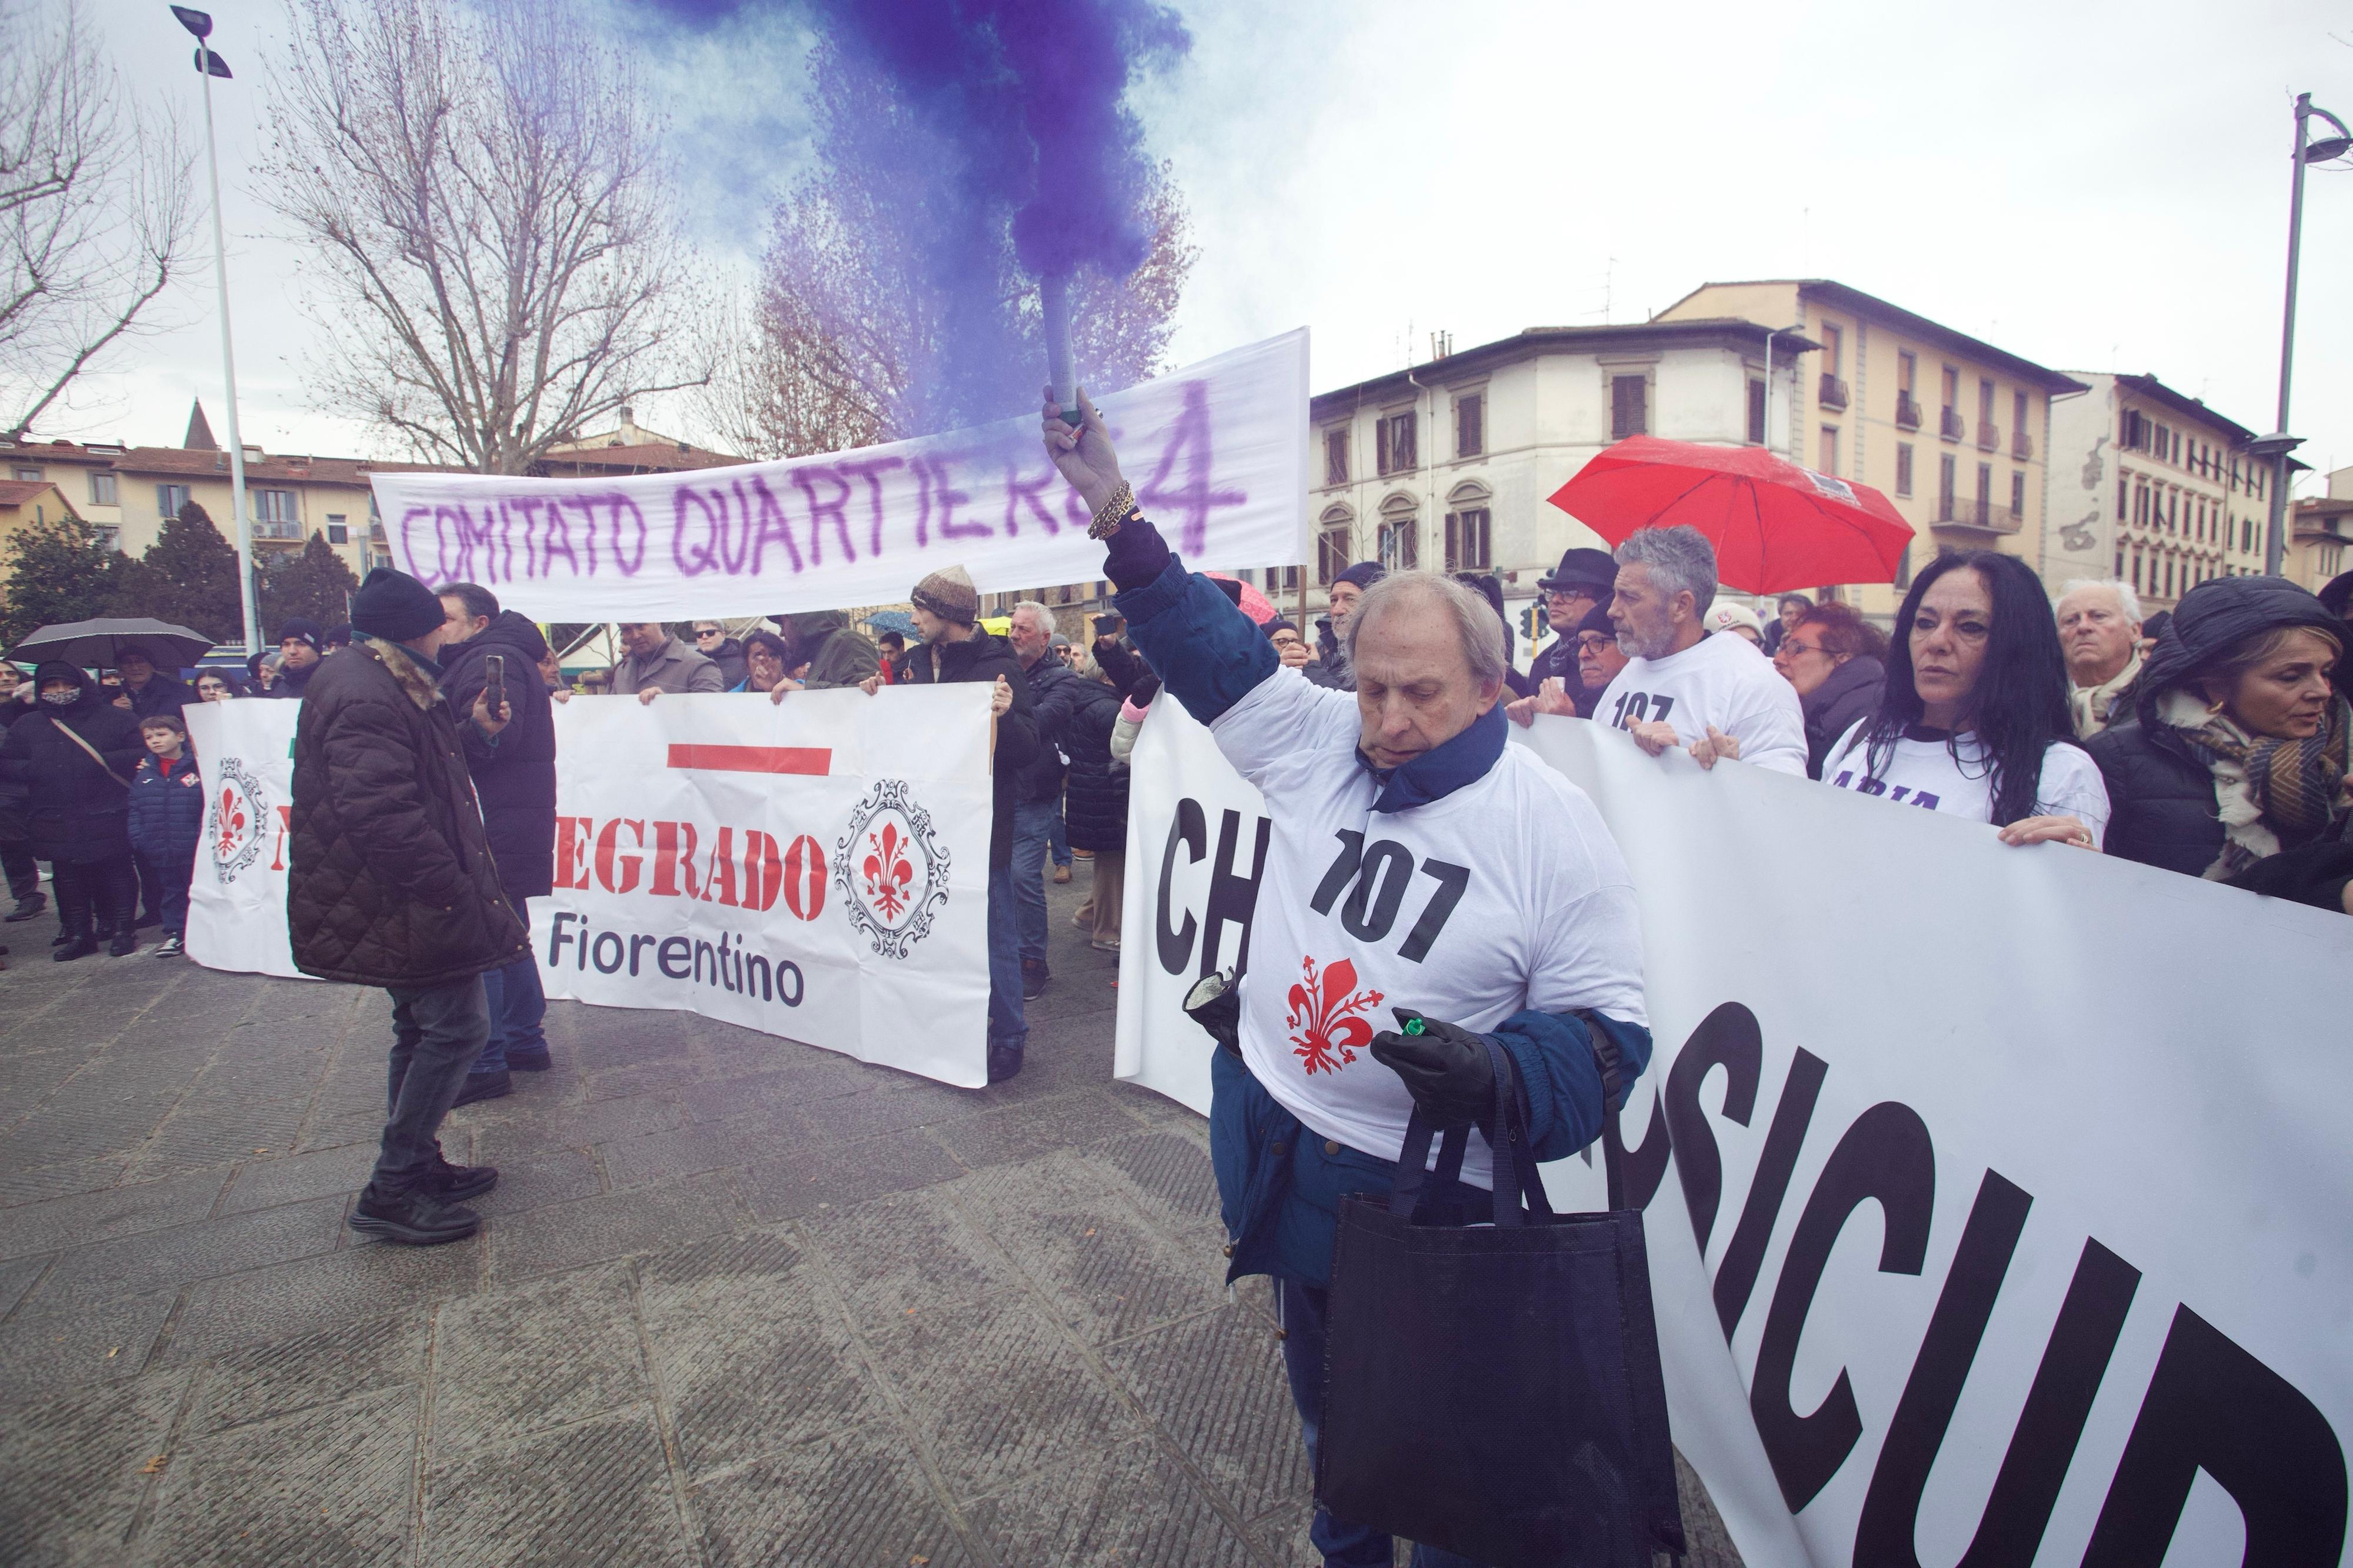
left=2290, top=465, right=2353, bottom=595
left=2042, top=373, right=2281, bottom=612
left=1658, top=280, right=2087, bottom=617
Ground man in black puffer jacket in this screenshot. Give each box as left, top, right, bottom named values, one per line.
left=884, top=564, right=1040, bottom=1082
left=289, top=568, right=527, bottom=1246
left=436, top=586, right=559, bottom=1103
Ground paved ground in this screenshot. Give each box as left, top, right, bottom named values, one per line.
left=0, top=872, right=1741, bottom=1567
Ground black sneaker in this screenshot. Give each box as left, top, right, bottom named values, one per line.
left=451, top=1069, right=512, bottom=1107
left=107, top=928, right=139, bottom=958
left=504, top=1043, right=552, bottom=1072
left=4, top=893, right=45, bottom=922
left=986, top=1040, right=1025, bottom=1083
left=1021, top=959, right=1051, bottom=1000
left=52, top=935, right=96, bottom=961
left=348, top=1189, right=481, bottom=1246
left=428, top=1155, right=499, bottom=1202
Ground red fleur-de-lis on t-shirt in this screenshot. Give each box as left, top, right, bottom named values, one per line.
left=861, top=822, right=914, bottom=920
left=215, top=787, right=245, bottom=856
left=1286, top=953, right=1384, bottom=1076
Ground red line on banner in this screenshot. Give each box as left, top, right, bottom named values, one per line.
left=664, top=744, right=832, bottom=776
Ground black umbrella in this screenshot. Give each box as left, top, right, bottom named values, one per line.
left=6, top=617, right=219, bottom=670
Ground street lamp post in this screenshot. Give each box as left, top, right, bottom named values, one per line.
left=2262, top=91, right=2352, bottom=579
left=169, top=6, right=261, bottom=655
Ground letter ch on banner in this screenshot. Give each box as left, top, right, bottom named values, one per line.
left=184, top=685, right=1001, bottom=1090
left=367, top=331, right=1310, bottom=622
left=1112, top=696, right=2353, bottom=1567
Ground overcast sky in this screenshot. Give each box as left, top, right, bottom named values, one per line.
left=71, top=0, right=2353, bottom=492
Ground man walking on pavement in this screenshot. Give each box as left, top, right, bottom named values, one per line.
left=874, top=566, right=1039, bottom=1082
left=1005, top=600, right=1081, bottom=1000
left=288, top=568, right=527, bottom=1245
left=436, top=583, right=559, bottom=1105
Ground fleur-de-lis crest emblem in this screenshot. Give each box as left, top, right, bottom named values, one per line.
left=861, top=821, right=915, bottom=920
left=215, top=785, right=245, bottom=857
left=1287, top=954, right=1384, bottom=1076
left=833, top=779, right=952, bottom=959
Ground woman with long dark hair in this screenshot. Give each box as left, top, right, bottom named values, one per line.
left=1818, top=550, right=2108, bottom=848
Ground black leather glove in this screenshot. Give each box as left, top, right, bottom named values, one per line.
left=1184, top=969, right=1242, bottom=1055
left=1369, top=1008, right=1496, bottom=1127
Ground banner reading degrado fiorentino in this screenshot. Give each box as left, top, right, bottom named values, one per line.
left=366, top=330, right=1309, bottom=622
left=1116, top=696, right=2353, bottom=1567
left=185, top=686, right=998, bottom=1088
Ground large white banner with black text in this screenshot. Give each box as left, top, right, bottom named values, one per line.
left=368, top=330, right=1309, bottom=622
left=187, top=687, right=998, bottom=1088
left=1116, top=696, right=2353, bottom=1566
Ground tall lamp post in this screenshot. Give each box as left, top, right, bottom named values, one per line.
left=2261, top=92, right=2352, bottom=579
left=169, top=6, right=260, bottom=655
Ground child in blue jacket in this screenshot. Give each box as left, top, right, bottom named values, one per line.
left=128, top=713, right=204, bottom=956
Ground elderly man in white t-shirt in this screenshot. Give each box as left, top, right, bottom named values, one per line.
left=1042, top=389, right=1653, bottom=1568
left=1589, top=525, right=1808, bottom=775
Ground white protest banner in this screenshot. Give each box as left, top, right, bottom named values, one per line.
left=1117, top=700, right=2353, bottom=1566
left=538, top=686, right=994, bottom=1087
left=184, top=698, right=306, bottom=980
left=368, top=330, right=1309, bottom=622
left=187, top=685, right=999, bottom=1090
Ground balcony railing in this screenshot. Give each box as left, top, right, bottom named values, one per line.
left=2011, top=430, right=2034, bottom=461
left=254, top=522, right=304, bottom=542
left=1935, top=497, right=2024, bottom=534
left=1976, top=421, right=2001, bottom=452
left=1894, top=392, right=1922, bottom=430
left=1940, top=406, right=1965, bottom=441
left=1817, top=374, right=1850, bottom=411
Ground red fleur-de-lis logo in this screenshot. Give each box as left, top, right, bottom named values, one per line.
left=861, top=822, right=915, bottom=921
left=1286, top=954, right=1384, bottom=1076
left=215, top=786, right=246, bottom=856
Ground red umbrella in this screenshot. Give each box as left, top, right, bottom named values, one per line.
left=1547, top=436, right=1916, bottom=593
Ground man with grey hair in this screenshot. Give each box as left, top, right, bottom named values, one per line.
left=1043, top=390, right=1654, bottom=1566
left=2054, top=578, right=2143, bottom=739
left=1583, top=525, right=1806, bottom=775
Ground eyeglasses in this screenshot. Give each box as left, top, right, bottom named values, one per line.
left=695, top=628, right=724, bottom=639
left=1574, top=636, right=1617, bottom=655
left=1543, top=588, right=1597, bottom=605
left=1778, top=640, right=1834, bottom=658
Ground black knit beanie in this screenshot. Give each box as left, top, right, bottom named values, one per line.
left=349, top=568, right=446, bottom=642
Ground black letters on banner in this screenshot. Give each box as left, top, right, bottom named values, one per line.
left=1156, top=799, right=1206, bottom=976
left=1714, top=1049, right=1830, bottom=1339
left=2082, top=1305, right=2348, bottom=1566
left=1751, top=1100, right=1936, bottom=1513
left=1661, top=1002, right=1764, bottom=1255
left=1156, top=796, right=1271, bottom=982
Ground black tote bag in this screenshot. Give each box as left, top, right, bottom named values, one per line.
left=1316, top=1036, right=1685, bottom=1567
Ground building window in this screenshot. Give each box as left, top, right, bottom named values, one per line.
left=89, top=471, right=116, bottom=506
left=1817, top=425, right=1839, bottom=476
left=1975, top=462, right=1992, bottom=512
left=255, top=488, right=298, bottom=523
left=1375, top=411, right=1417, bottom=475
left=1316, top=508, right=1354, bottom=584
left=157, top=483, right=192, bottom=518
left=2116, top=478, right=2127, bottom=521
left=1455, top=393, right=1484, bottom=459
left=326, top=515, right=349, bottom=545
left=1324, top=428, right=1349, bottom=486
left=2242, top=517, right=2254, bottom=553
left=2132, top=551, right=2144, bottom=592
left=1939, top=366, right=1962, bottom=440
left=1894, top=351, right=1921, bottom=429
left=11, top=466, right=39, bottom=481
left=1895, top=443, right=1914, bottom=498
left=1894, top=541, right=1914, bottom=590
left=2115, top=546, right=2125, bottom=578
left=2009, top=470, right=2025, bottom=518
left=93, top=524, right=120, bottom=551
left=1747, top=378, right=1767, bottom=445
left=1821, top=323, right=1842, bottom=378
left=1444, top=506, right=1490, bottom=572
left=1609, top=374, right=1648, bottom=439
left=2164, top=558, right=2175, bottom=599
left=1377, top=499, right=1418, bottom=570
left=1938, top=452, right=1957, bottom=513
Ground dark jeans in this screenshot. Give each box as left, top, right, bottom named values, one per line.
left=985, top=860, right=1026, bottom=1056
left=1047, top=800, right=1071, bottom=867
left=1011, top=800, right=1058, bottom=966
left=134, top=851, right=192, bottom=939
left=50, top=855, right=136, bottom=937
left=1279, top=1279, right=1488, bottom=1568
left=1, top=840, right=36, bottom=902
left=371, top=975, right=490, bottom=1199
left=474, top=895, right=546, bottom=1074
left=132, top=847, right=160, bottom=923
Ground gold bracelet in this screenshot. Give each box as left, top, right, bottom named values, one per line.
left=1088, top=480, right=1136, bottom=541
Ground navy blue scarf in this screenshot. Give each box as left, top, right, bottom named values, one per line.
left=1359, top=701, right=1508, bottom=813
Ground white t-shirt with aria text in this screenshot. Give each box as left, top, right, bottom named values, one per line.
left=1821, top=721, right=2111, bottom=845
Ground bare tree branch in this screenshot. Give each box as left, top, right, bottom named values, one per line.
left=262, top=0, right=708, bottom=473
left=0, top=0, right=198, bottom=434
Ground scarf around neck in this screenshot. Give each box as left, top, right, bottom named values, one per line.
left=2158, top=688, right=2351, bottom=878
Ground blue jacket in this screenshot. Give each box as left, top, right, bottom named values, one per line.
left=128, top=749, right=205, bottom=866
left=1109, top=533, right=1652, bottom=1286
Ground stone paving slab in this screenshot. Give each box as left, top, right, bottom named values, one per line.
left=0, top=875, right=1746, bottom=1566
